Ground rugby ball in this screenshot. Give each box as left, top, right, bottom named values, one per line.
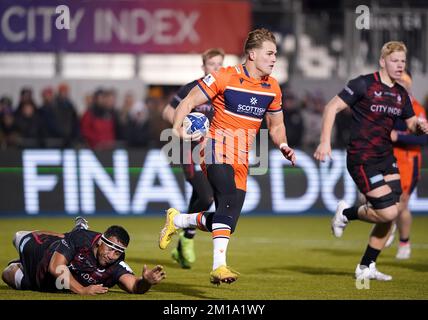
left=183, top=112, right=210, bottom=136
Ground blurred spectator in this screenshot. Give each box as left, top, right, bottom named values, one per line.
left=117, top=91, right=135, bottom=142
left=127, top=98, right=151, bottom=148
left=17, top=87, right=35, bottom=107
left=0, top=96, right=19, bottom=148
left=283, top=90, right=304, bottom=148
left=54, top=83, right=80, bottom=147
left=38, top=87, right=61, bottom=146
left=14, top=101, right=43, bottom=147
left=80, top=88, right=119, bottom=149
left=334, top=107, right=352, bottom=149
left=302, top=90, right=325, bottom=149
left=145, top=86, right=169, bottom=148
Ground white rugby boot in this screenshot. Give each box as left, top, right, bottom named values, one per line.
left=355, top=262, right=392, bottom=281
left=331, top=201, right=349, bottom=238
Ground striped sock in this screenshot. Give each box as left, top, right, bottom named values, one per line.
left=173, top=212, right=207, bottom=230
left=212, top=223, right=231, bottom=270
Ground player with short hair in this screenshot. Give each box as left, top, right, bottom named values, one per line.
left=159, top=28, right=296, bottom=285
left=314, top=41, right=428, bottom=281
left=2, top=218, right=165, bottom=295
left=385, top=71, right=428, bottom=259
left=162, top=48, right=224, bottom=269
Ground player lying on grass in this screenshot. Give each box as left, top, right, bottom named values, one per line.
left=2, top=217, right=165, bottom=295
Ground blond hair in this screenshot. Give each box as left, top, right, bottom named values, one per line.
left=202, top=48, right=225, bottom=65
left=380, top=41, right=407, bottom=59
left=244, top=28, right=276, bottom=55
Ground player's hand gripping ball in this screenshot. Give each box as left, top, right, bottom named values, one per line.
left=183, top=112, right=210, bottom=136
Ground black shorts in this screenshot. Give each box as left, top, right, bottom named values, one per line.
left=347, top=155, right=399, bottom=195
left=18, top=232, right=60, bottom=290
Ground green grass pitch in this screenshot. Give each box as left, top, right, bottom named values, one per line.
left=0, top=215, right=427, bottom=300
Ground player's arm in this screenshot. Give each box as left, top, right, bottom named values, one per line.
left=405, top=116, right=428, bottom=135
left=48, top=251, right=108, bottom=295
left=266, top=111, right=296, bottom=165
left=391, top=129, right=428, bottom=146
left=162, top=104, right=176, bottom=125
left=313, top=95, right=349, bottom=161
left=118, top=265, right=165, bottom=294
left=173, top=86, right=209, bottom=140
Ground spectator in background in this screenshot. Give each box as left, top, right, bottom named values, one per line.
left=117, top=91, right=135, bottom=143
left=145, top=87, right=170, bottom=148
left=283, top=90, right=304, bottom=148
left=38, top=87, right=61, bottom=147
left=302, top=90, right=325, bottom=149
left=80, top=88, right=118, bottom=149
left=334, top=107, right=352, bottom=149
left=0, top=96, right=18, bottom=148
left=54, top=83, right=80, bottom=147
left=17, top=87, right=35, bottom=107
left=125, top=95, right=151, bottom=148
left=14, top=100, right=43, bottom=148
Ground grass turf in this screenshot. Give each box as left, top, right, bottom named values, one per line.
left=0, top=215, right=427, bottom=300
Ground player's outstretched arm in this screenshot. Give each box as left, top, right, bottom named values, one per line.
left=49, top=252, right=108, bottom=295
left=173, top=86, right=208, bottom=141
left=266, top=111, right=296, bottom=165
left=405, top=115, right=428, bottom=135
left=118, top=265, right=166, bottom=294
left=314, top=95, right=348, bottom=162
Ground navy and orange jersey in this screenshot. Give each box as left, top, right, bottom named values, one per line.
left=36, top=229, right=133, bottom=291
left=170, top=79, right=214, bottom=121
left=338, top=72, right=414, bottom=164
left=197, top=64, right=282, bottom=159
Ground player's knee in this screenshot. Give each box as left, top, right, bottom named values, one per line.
left=2, top=264, right=19, bottom=289
left=13, top=231, right=30, bottom=250
left=376, top=206, right=398, bottom=223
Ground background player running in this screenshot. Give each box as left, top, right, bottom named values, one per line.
left=385, top=71, right=428, bottom=259
left=314, top=41, right=428, bottom=281
left=162, top=48, right=224, bottom=269
left=159, top=28, right=296, bottom=285
left=2, top=217, right=165, bottom=295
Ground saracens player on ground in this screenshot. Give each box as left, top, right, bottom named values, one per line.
left=314, top=41, right=428, bottom=281
left=2, top=218, right=165, bottom=295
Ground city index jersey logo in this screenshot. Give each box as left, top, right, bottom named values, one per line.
left=370, top=104, right=402, bottom=116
